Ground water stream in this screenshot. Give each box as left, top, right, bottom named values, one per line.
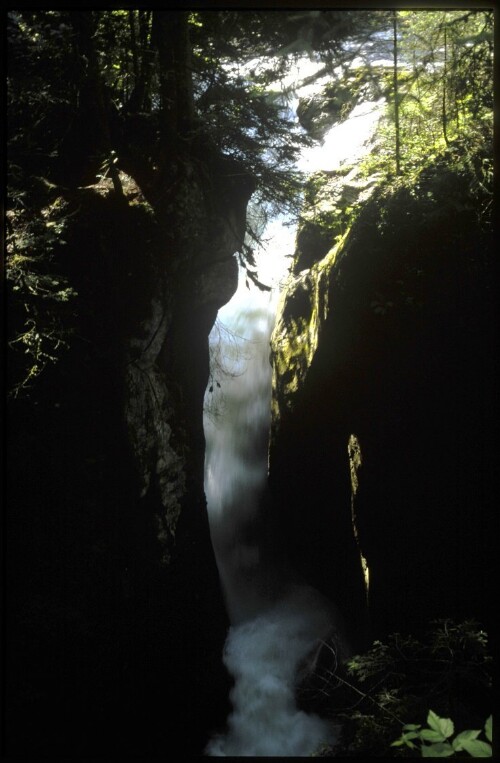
left=203, top=61, right=383, bottom=757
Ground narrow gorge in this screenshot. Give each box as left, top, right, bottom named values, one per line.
left=6, top=9, right=494, bottom=759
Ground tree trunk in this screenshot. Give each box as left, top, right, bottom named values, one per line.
left=70, top=11, right=124, bottom=196
left=392, top=10, right=401, bottom=175
left=442, top=21, right=450, bottom=146
left=126, top=10, right=155, bottom=113
left=152, top=10, right=194, bottom=170
left=129, top=10, right=139, bottom=80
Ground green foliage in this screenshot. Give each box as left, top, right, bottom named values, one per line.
left=7, top=9, right=319, bottom=394
left=304, top=620, right=492, bottom=757
left=359, top=10, right=492, bottom=184
left=392, top=711, right=492, bottom=757
left=6, top=184, right=78, bottom=396
left=193, top=58, right=310, bottom=216
left=7, top=11, right=76, bottom=179
left=292, top=12, right=492, bottom=279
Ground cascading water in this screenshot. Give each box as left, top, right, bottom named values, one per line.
left=204, top=229, right=340, bottom=756
left=203, top=58, right=384, bottom=757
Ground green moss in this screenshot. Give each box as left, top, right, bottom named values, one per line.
left=271, top=231, right=347, bottom=416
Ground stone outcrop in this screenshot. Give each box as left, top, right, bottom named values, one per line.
left=294, top=165, right=381, bottom=273
left=269, top=153, right=495, bottom=646
left=6, top=159, right=254, bottom=755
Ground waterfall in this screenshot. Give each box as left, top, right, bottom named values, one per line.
left=203, top=60, right=384, bottom=757
left=204, top=237, right=340, bottom=756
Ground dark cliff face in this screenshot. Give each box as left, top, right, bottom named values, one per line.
left=6, top=161, right=254, bottom=755
left=269, top=155, right=495, bottom=646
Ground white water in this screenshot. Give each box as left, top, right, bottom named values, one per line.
left=204, top=59, right=383, bottom=757
left=204, top=265, right=340, bottom=755
left=207, top=587, right=339, bottom=757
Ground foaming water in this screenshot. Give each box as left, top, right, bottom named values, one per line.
left=204, top=246, right=339, bottom=755
left=297, top=99, right=385, bottom=172
left=206, top=586, right=339, bottom=757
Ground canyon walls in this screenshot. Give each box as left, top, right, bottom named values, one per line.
left=269, top=152, right=495, bottom=646
left=6, top=158, right=254, bottom=755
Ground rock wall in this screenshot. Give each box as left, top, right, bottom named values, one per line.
left=269, top=155, right=495, bottom=647
left=6, top=160, right=254, bottom=755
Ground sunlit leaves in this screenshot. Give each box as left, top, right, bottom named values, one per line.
left=358, top=9, right=492, bottom=184
left=392, top=711, right=492, bottom=758
left=426, top=710, right=455, bottom=741
left=421, top=741, right=454, bottom=757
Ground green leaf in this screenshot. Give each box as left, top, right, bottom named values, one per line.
left=391, top=738, right=405, bottom=747
left=460, top=739, right=492, bottom=757
left=391, top=732, right=418, bottom=750
left=421, top=742, right=454, bottom=757
left=427, top=710, right=454, bottom=739
left=420, top=730, right=447, bottom=743
left=452, top=729, right=481, bottom=751
left=392, top=731, right=419, bottom=748
left=403, top=724, right=422, bottom=731
left=484, top=716, right=492, bottom=743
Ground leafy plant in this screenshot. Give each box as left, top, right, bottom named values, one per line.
left=392, top=710, right=492, bottom=757
left=302, top=620, right=492, bottom=757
